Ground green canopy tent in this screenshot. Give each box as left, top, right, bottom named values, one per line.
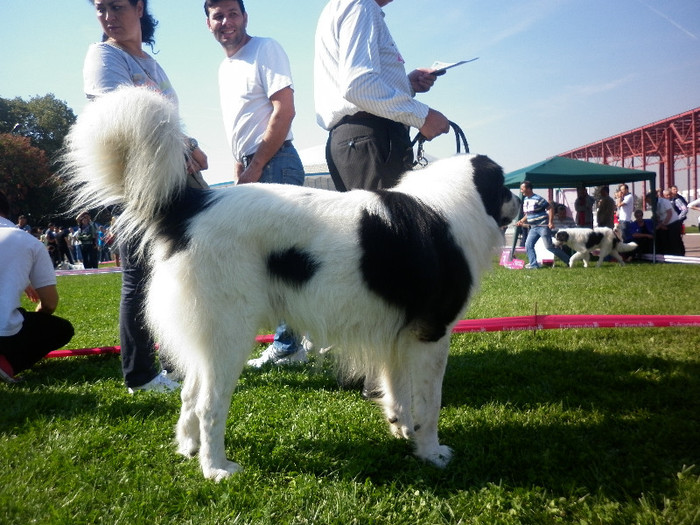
left=505, top=156, right=657, bottom=261
left=504, top=156, right=656, bottom=189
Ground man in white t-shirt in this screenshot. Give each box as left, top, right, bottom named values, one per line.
left=616, top=183, right=634, bottom=241
left=205, top=0, right=305, bottom=187
left=205, top=0, right=307, bottom=367
left=0, top=191, right=74, bottom=383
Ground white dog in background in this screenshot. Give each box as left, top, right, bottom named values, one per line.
left=63, top=87, right=519, bottom=481
left=554, top=227, right=637, bottom=267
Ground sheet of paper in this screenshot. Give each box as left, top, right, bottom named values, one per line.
left=431, top=57, right=479, bottom=75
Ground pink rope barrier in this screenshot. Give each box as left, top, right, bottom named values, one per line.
left=46, top=346, right=122, bottom=359
left=453, top=314, right=700, bottom=333
left=45, top=314, right=699, bottom=359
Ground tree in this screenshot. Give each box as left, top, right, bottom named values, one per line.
left=0, top=94, right=77, bottom=224
left=0, top=94, right=76, bottom=160
left=0, top=133, right=61, bottom=225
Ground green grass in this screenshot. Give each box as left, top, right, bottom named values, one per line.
left=1, top=262, right=699, bottom=524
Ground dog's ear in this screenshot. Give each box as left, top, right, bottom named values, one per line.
left=556, top=231, right=568, bottom=242
left=471, top=155, right=506, bottom=224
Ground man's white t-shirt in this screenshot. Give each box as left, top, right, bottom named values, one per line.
left=218, top=37, right=294, bottom=162
left=618, top=193, right=634, bottom=222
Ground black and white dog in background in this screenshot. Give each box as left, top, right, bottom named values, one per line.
left=63, top=87, right=520, bottom=481
left=554, top=227, right=637, bottom=267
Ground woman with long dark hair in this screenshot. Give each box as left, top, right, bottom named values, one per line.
left=84, top=0, right=208, bottom=393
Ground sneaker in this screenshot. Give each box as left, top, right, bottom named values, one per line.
left=0, top=356, right=20, bottom=384
left=247, top=345, right=308, bottom=368
left=162, top=368, right=183, bottom=382
left=524, top=263, right=540, bottom=269
left=128, top=370, right=180, bottom=394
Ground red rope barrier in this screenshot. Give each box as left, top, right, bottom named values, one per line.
left=453, top=314, right=700, bottom=333
left=45, top=315, right=700, bottom=359
left=46, top=346, right=121, bottom=359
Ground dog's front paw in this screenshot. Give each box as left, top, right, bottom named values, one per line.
left=389, top=422, right=415, bottom=440
left=202, top=460, right=242, bottom=482
left=387, top=414, right=414, bottom=440
left=417, top=445, right=453, bottom=468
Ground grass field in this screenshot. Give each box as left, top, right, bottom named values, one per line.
left=1, top=261, right=699, bottom=524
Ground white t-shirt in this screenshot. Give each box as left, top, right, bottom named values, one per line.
left=218, top=37, right=294, bottom=162
left=314, top=0, right=429, bottom=130
left=0, top=217, right=56, bottom=336
left=656, top=198, right=680, bottom=225
left=618, top=192, right=634, bottom=222
left=83, top=42, right=178, bottom=104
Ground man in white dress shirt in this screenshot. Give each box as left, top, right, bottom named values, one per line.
left=314, top=0, right=451, bottom=191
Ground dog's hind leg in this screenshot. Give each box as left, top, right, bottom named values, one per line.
left=406, top=337, right=453, bottom=468
left=175, top=371, right=201, bottom=458
left=195, top=348, right=249, bottom=481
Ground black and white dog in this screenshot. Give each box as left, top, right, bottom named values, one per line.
left=553, top=227, right=637, bottom=267
left=63, top=87, right=519, bottom=480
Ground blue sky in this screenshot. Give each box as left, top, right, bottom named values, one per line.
left=1, top=0, right=699, bottom=185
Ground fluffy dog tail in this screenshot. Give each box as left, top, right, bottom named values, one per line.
left=62, top=86, right=188, bottom=245
left=615, top=240, right=638, bottom=253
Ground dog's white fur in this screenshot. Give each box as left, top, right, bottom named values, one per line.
left=553, top=227, right=637, bottom=267
left=63, top=87, right=519, bottom=481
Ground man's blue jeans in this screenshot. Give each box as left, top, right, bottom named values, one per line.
left=255, top=143, right=305, bottom=186
left=525, top=225, right=570, bottom=267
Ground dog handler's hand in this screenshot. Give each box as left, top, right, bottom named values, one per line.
left=187, top=147, right=208, bottom=174
left=409, top=68, right=439, bottom=93
left=419, top=108, right=451, bottom=141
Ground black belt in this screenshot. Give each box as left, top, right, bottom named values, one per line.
left=340, top=111, right=377, bottom=122
left=333, top=111, right=383, bottom=128
left=241, top=140, right=293, bottom=167
left=331, top=112, right=407, bottom=133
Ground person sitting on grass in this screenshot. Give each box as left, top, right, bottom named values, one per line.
left=0, top=190, right=74, bottom=383
left=627, top=209, right=654, bottom=257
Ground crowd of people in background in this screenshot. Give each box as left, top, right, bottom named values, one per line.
left=12, top=213, right=119, bottom=270
left=519, top=182, right=692, bottom=266
left=9, top=183, right=699, bottom=274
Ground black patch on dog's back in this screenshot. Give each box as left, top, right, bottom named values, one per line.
left=159, top=186, right=219, bottom=258
left=585, top=232, right=604, bottom=249
left=360, top=191, right=471, bottom=342
left=267, top=247, right=320, bottom=287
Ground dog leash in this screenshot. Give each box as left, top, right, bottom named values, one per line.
left=411, top=121, right=470, bottom=167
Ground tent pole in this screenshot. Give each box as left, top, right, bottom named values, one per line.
left=511, top=193, right=525, bottom=259
left=651, top=178, right=657, bottom=264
